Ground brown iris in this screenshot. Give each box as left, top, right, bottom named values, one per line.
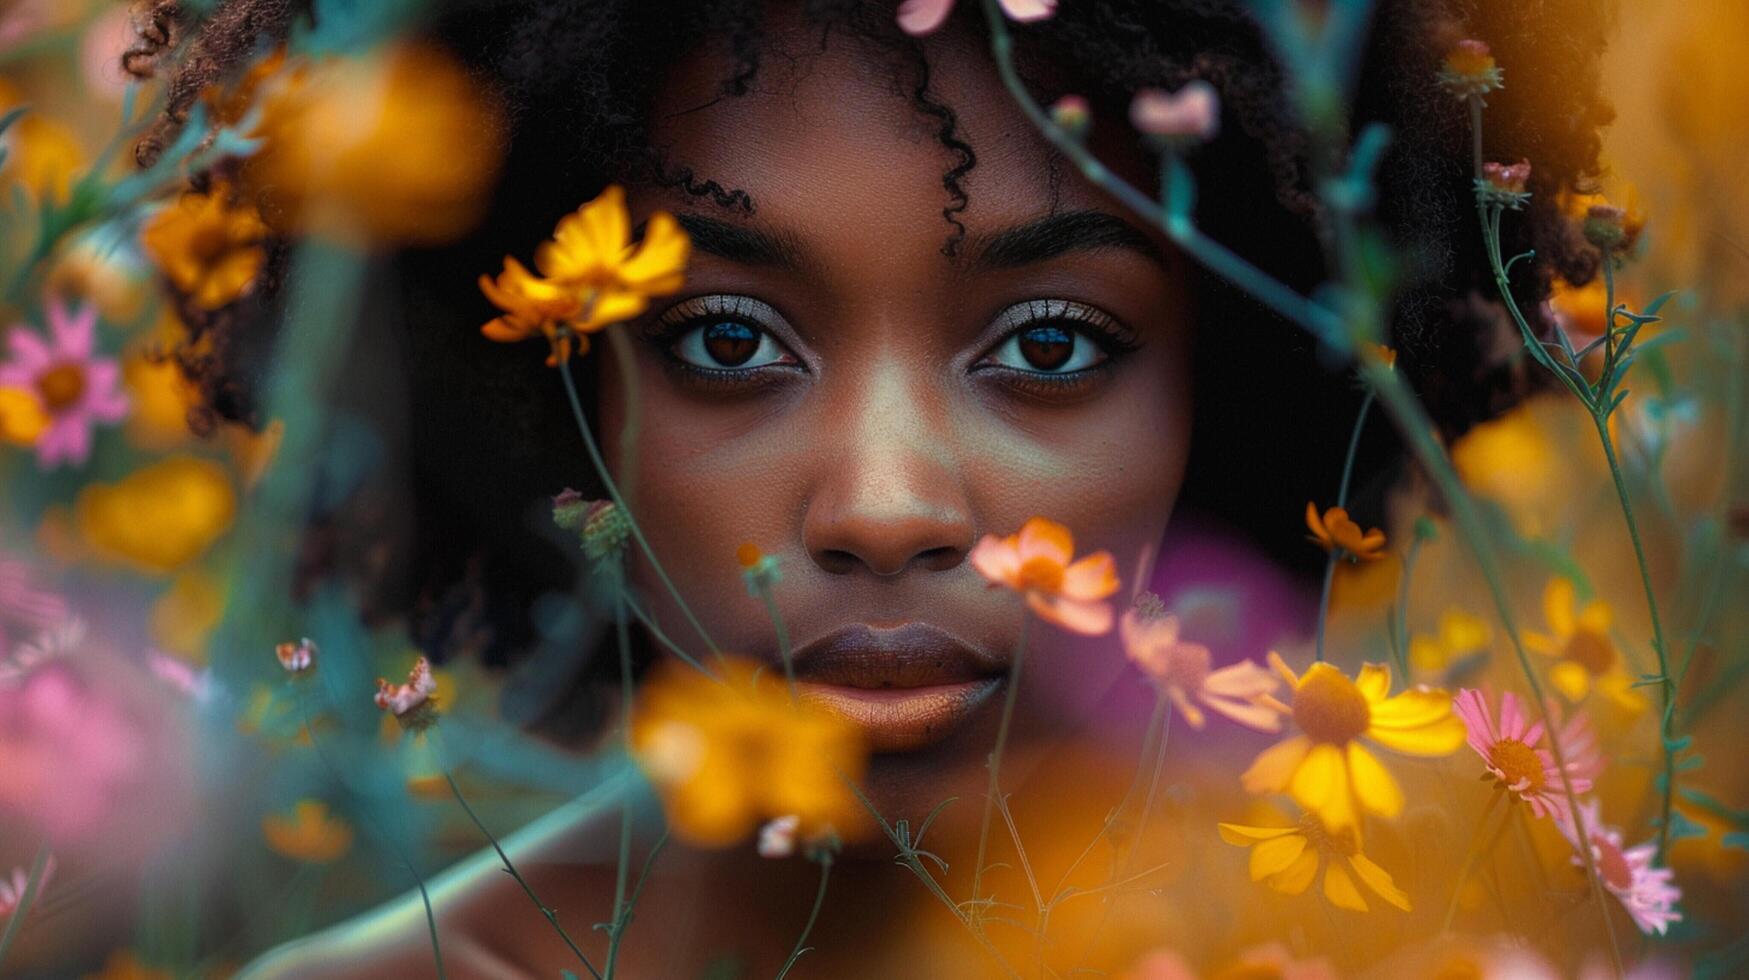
left=1017, top=325, right=1073, bottom=370
left=702, top=322, right=759, bottom=366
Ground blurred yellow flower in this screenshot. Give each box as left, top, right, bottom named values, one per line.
left=1524, top=578, right=1646, bottom=714
left=75, top=456, right=236, bottom=574
left=479, top=185, right=691, bottom=365
left=0, top=385, right=50, bottom=445
left=1409, top=607, right=1491, bottom=676
left=149, top=569, right=225, bottom=658
left=245, top=43, right=503, bottom=245
left=632, top=657, right=866, bottom=848
left=82, top=950, right=173, bottom=980
left=1219, top=810, right=1411, bottom=912
left=123, top=354, right=199, bottom=449
left=0, top=78, right=83, bottom=202
left=262, top=799, right=354, bottom=863
left=140, top=183, right=270, bottom=310
left=1243, top=654, right=1463, bottom=831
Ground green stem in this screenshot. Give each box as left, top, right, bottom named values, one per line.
left=1442, top=787, right=1506, bottom=933
left=559, top=354, right=722, bottom=662
left=0, top=841, right=50, bottom=972
left=758, top=586, right=798, bottom=702
left=442, top=770, right=602, bottom=979
left=605, top=591, right=635, bottom=980
left=1388, top=532, right=1425, bottom=681
left=1593, top=416, right=1678, bottom=861
left=1316, top=391, right=1376, bottom=662
left=775, top=854, right=834, bottom=979
left=970, top=608, right=1030, bottom=908
left=621, top=591, right=716, bottom=678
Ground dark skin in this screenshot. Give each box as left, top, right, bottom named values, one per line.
left=246, top=12, right=1191, bottom=978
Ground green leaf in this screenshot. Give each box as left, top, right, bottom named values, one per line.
left=1642, top=289, right=1678, bottom=318
left=1724, top=832, right=1749, bottom=851
left=563, top=970, right=580, bottom=979
left=1666, top=809, right=1708, bottom=841
left=0, top=106, right=25, bottom=139
left=1666, top=733, right=1693, bottom=753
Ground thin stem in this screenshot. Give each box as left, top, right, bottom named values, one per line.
left=442, top=770, right=602, bottom=979
left=776, top=855, right=834, bottom=979
left=1593, top=416, right=1678, bottom=860
left=1442, top=787, right=1506, bottom=933
left=1387, top=532, right=1426, bottom=681
left=559, top=355, right=721, bottom=662
left=758, top=586, right=798, bottom=702
left=621, top=591, right=716, bottom=678
left=1050, top=689, right=1169, bottom=900
left=0, top=841, right=50, bottom=972
left=971, top=609, right=1030, bottom=907
left=1121, top=699, right=1175, bottom=878
left=605, top=591, right=635, bottom=980
left=1315, top=391, right=1376, bottom=662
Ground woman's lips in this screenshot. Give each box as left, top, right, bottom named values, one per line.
left=791, top=623, right=1005, bottom=752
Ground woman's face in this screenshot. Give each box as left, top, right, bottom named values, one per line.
left=611, top=20, right=1192, bottom=817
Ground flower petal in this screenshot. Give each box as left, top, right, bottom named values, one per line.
left=1217, top=821, right=1296, bottom=844
left=1290, top=742, right=1347, bottom=816
left=1268, top=848, right=1319, bottom=895
left=1016, top=516, right=1073, bottom=566
left=1347, top=853, right=1411, bottom=911
left=1249, top=832, right=1307, bottom=880
left=969, top=534, right=1020, bottom=588
left=1323, top=860, right=1369, bottom=911
left=896, top=0, right=954, bottom=35
left=1027, top=592, right=1112, bottom=636
left=1355, top=663, right=1391, bottom=703
left=1061, top=551, right=1119, bottom=601
left=998, top=0, right=1056, bottom=22
left=617, top=211, right=691, bottom=293
left=1549, top=661, right=1591, bottom=703
left=1543, top=578, right=1575, bottom=637
left=1346, top=742, right=1404, bottom=818
left=1242, top=734, right=1310, bottom=795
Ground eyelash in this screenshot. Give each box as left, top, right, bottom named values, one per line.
left=646, top=294, right=1138, bottom=394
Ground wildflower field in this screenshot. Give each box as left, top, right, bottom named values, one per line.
left=0, top=1, right=1746, bottom=978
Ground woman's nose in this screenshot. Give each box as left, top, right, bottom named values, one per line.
left=802, top=367, right=974, bottom=577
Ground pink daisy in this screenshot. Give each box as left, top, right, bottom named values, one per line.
left=1118, top=609, right=1280, bottom=732
left=0, top=296, right=129, bottom=469
left=896, top=0, right=1055, bottom=37
left=1558, top=798, right=1682, bottom=936
left=1453, top=688, right=1599, bottom=821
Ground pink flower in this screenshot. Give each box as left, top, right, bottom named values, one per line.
left=896, top=0, right=1055, bottom=36
left=757, top=814, right=800, bottom=858
left=0, top=855, right=55, bottom=923
left=0, top=664, right=142, bottom=843
left=1558, top=798, right=1682, bottom=936
left=1453, top=689, right=1599, bottom=821
left=1482, top=159, right=1531, bottom=194
left=0, top=553, right=69, bottom=658
left=0, top=297, right=128, bottom=468
left=1129, top=81, right=1221, bottom=142
left=276, top=637, right=317, bottom=673
left=1118, top=610, right=1280, bottom=732
left=375, top=656, right=438, bottom=721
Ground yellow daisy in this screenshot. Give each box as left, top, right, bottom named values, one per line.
left=1242, top=654, right=1464, bottom=831
left=1218, top=808, right=1412, bottom=912
left=1524, top=578, right=1646, bottom=714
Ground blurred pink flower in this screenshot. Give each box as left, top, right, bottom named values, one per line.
left=1130, top=81, right=1221, bottom=142
left=1118, top=610, right=1280, bottom=732
left=0, top=297, right=129, bottom=468
left=0, top=855, right=55, bottom=923
left=0, top=665, right=142, bottom=843
left=1558, top=798, right=1682, bottom=936
left=897, top=0, right=1055, bottom=36
left=0, top=552, right=69, bottom=657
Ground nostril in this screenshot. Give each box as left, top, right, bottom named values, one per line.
left=915, top=545, right=963, bottom=572
left=816, top=548, right=861, bottom=576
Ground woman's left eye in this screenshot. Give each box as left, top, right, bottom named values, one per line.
left=672, top=320, right=794, bottom=370
left=982, top=324, right=1108, bottom=374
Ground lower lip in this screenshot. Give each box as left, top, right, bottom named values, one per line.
left=796, top=678, right=1002, bottom=752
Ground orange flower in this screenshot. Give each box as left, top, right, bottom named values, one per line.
left=261, top=799, right=354, bottom=863
left=970, top=517, right=1119, bottom=635
left=1305, top=503, right=1386, bottom=561
left=479, top=185, right=691, bottom=365
left=1437, top=39, right=1502, bottom=100
left=140, top=183, right=269, bottom=310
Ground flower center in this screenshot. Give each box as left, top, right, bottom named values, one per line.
left=35, top=363, right=85, bottom=412
left=1291, top=666, right=1371, bottom=743
left=1488, top=738, right=1545, bottom=793
left=1592, top=833, right=1634, bottom=890
left=190, top=223, right=233, bottom=264
left=1016, top=555, right=1064, bottom=594
left=1563, top=627, right=1615, bottom=675
left=1296, top=811, right=1358, bottom=856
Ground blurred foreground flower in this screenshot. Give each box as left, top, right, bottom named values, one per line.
left=245, top=43, right=502, bottom=245
left=276, top=637, right=316, bottom=674
left=262, top=799, right=354, bottom=863
left=0, top=79, right=83, bottom=201
left=0, top=855, right=54, bottom=923
left=1305, top=503, right=1386, bottom=561
left=141, top=182, right=269, bottom=310
left=480, top=185, right=690, bottom=365
left=1244, top=656, right=1463, bottom=831
left=0, top=297, right=129, bottom=468
left=632, top=657, right=865, bottom=848
left=1409, top=607, right=1491, bottom=677
left=0, top=553, right=68, bottom=658
left=0, top=664, right=142, bottom=843
left=970, top=516, right=1119, bottom=634
left=1557, top=799, right=1681, bottom=935
left=1453, top=688, right=1600, bottom=821
left=1219, top=810, right=1411, bottom=911
left=1119, top=605, right=1279, bottom=731
left=1124, top=942, right=1335, bottom=980
left=1524, top=578, right=1644, bottom=714
left=1129, top=81, right=1220, bottom=143
left=75, top=456, right=235, bottom=573
left=897, top=0, right=1054, bottom=36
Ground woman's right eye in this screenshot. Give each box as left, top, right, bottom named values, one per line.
left=672, top=319, right=794, bottom=370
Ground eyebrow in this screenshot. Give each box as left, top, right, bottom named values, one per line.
left=674, top=213, right=808, bottom=271
left=971, top=210, right=1165, bottom=269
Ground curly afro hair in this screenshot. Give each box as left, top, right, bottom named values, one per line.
left=124, top=0, right=1613, bottom=689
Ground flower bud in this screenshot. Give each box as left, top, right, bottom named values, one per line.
left=1049, top=95, right=1091, bottom=139
left=1438, top=39, right=1504, bottom=99
left=1129, top=81, right=1220, bottom=145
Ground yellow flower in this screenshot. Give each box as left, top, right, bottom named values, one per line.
left=631, top=657, right=866, bottom=848
left=245, top=43, right=503, bottom=245
left=1219, top=809, right=1411, bottom=912
left=0, top=385, right=50, bottom=445
left=1243, top=654, right=1464, bottom=831
left=141, top=183, right=270, bottom=310
left=1305, top=502, right=1387, bottom=562
left=149, top=569, right=225, bottom=659
left=0, top=79, right=83, bottom=202
left=262, top=799, right=354, bottom=863
left=123, top=353, right=200, bottom=449
left=1409, top=607, right=1492, bottom=676
left=479, top=185, right=691, bottom=365
left=75, top=456, right=236, bottom=574
left=1524, top=578, right=1646, bottom=714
